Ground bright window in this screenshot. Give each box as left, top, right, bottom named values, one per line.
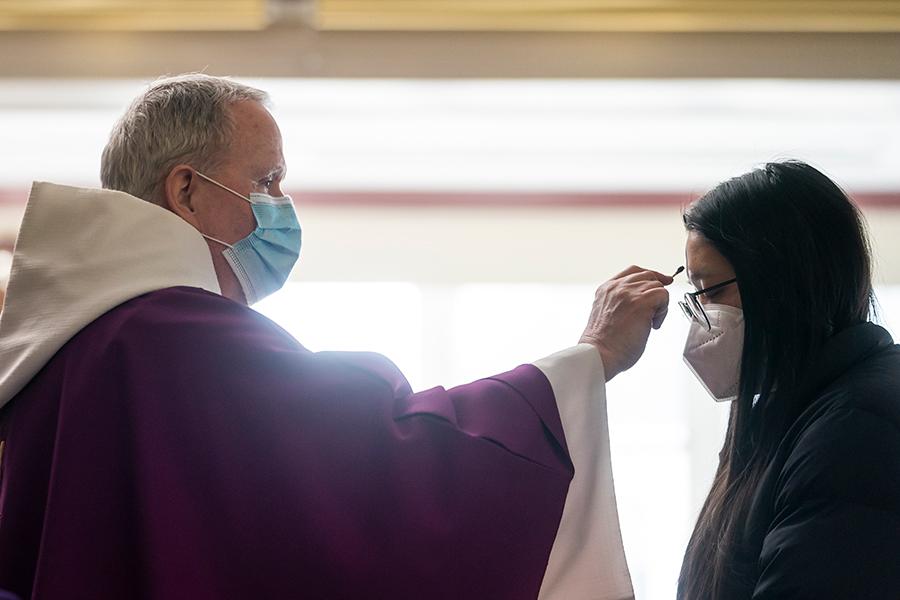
left=256, top=282, right=900, bottom=599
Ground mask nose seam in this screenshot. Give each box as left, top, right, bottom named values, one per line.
left=692, top=330, right=726, bottom=348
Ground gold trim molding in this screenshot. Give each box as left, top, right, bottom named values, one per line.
left=317, top=0, right=900, bottom=32
left=0, top=0, right=268, bottom=31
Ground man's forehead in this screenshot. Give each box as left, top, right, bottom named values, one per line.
left=224, top=101, right=286, bottom=172
left=229, top=101, right=282, bottom=142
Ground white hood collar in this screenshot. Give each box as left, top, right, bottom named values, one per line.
left=0, top=182, right=221, bottom=410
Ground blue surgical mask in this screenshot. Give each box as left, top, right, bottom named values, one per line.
left=195, top=171, right=301, bottom=305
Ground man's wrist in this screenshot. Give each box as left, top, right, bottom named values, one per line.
left=580, top=337, right=619, bottom=382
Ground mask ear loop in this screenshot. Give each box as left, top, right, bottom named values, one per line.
left=194, top=170, right=252, bottom=203
left=201, top=233, right=235, bottom=249
left=192, top=170, right=249, bottom=249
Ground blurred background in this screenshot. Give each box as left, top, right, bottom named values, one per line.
left=3, top=1, right=900, bottom=597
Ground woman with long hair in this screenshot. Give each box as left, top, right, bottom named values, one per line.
left=676, top=161, right=900, bottom=599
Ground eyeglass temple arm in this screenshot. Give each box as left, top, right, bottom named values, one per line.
left=690, top=277, right=738, bottom=297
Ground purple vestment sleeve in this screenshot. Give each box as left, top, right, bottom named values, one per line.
left=393, top=366, right=570, bottom=475
left=0, top=287, right=572, bottom=600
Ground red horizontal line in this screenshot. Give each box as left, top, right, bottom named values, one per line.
left=294, top=191, right=699, bottom=208
left=293, top=191, right=900, bottom=208
left=1, top=189, right=899, bottom=207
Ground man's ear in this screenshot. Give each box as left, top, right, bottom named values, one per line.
left=163, top=164, right=201, bottom=227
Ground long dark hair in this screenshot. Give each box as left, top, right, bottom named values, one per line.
left=677, top=161, right=874, bottom=599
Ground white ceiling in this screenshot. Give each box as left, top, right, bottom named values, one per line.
left=2, top=78, right=899, bottom=194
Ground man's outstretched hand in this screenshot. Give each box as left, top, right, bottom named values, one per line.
left=580, top=266, right=674, bottom=381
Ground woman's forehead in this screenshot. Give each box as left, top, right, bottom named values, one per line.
left=685, top=232, right=733, bottom=282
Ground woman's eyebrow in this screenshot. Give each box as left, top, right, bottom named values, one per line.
left=687, top=269, right=713, bottom=289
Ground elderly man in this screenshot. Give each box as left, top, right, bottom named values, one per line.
left=0, top=75, right=670, bottom=600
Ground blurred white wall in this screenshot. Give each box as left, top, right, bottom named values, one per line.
left=295, top=204, right=900, bottom=286
left=3, top=78, right=900, bottom=284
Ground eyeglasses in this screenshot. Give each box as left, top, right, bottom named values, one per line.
left=678, top=275, right=738, bottom=331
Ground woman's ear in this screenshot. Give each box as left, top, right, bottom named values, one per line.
left=162, top=164, right=201, bottom=227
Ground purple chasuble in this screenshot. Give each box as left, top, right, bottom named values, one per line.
left=0, top=286, right=572, bottom=600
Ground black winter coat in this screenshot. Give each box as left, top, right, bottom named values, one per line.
left=725, top=322, right=900, bottom=599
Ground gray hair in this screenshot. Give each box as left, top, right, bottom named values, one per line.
left=100, top=73, right=269, bottom=204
